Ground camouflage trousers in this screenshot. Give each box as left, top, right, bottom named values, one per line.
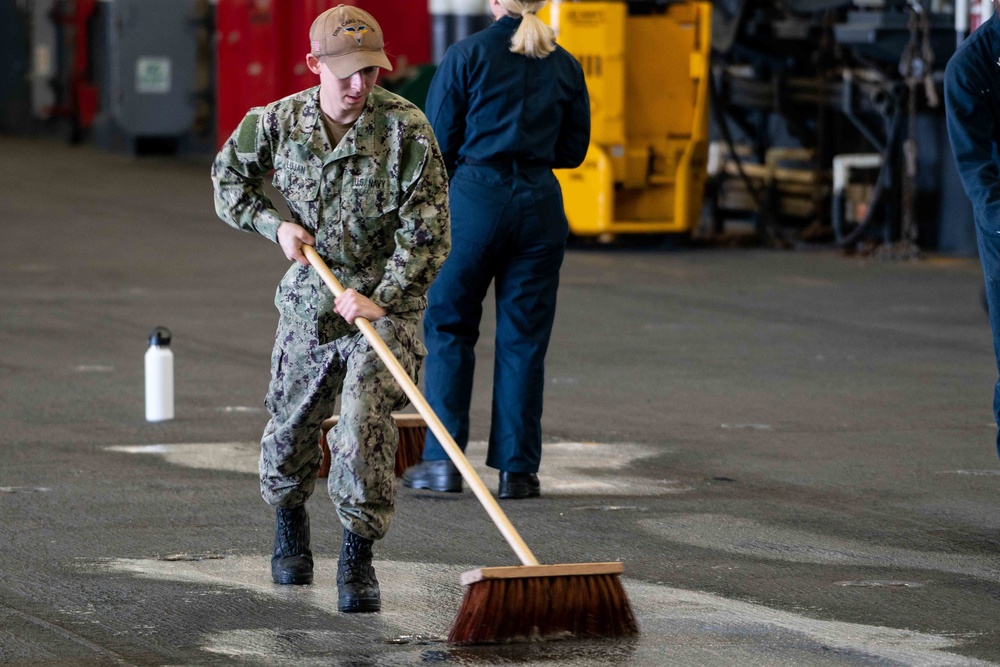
left=259, top=314, right=423, bottom=541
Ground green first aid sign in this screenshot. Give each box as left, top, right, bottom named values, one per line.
left=135, top=57, right=172, bottom=94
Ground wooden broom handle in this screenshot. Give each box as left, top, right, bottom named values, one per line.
left=304, top=246, right=540, bottom=567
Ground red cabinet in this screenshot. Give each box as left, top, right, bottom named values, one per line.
left=215, top=0, right=431, bottom=147
left=215, top=0, right=290, bottom=147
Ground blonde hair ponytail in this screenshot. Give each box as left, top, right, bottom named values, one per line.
left=498, top=0, right=555, bottom=59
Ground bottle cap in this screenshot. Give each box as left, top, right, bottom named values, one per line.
left=148, top=326, right=172, bottom=347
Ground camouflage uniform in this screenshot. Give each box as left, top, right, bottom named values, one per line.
left=212, top=85, right=450, bottom=540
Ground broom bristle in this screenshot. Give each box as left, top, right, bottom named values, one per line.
left=393, top=422, right=426, bottom=477
left=318, top=415, right=426, bottom=479
left=447, top=574, right=638, bottom=644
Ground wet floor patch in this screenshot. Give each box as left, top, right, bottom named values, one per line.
left=96, top=556, right=990, bottom=666
left=105, top=440, right=688, bottom=496
left=639, top=514, right=1000, bottom=583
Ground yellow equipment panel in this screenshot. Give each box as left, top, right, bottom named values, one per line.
left=545, top=1, right=712, bottom=238
left=550, top=2, right=626, bottom=147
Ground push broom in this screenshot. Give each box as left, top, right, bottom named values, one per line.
left=305, top=246, right=638, bottom=643
left=318, top=413, right=425, bottom=478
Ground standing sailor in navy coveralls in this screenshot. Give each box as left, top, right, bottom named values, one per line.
left=946, top=4, right=1000, bottom=458
left=402, top=0, right=590, bottom=499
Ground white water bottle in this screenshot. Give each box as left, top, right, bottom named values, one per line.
left=145, top=326, right=174, bottom=422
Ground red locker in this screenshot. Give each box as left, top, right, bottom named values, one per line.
left=215, top=0, right=292, bottom=147
left=215, top=0, right=432, bottom=147
left=339, top=0, right=430, bottom=71
left=379, top=0, right=431, bottom=70
left=286, top=0, right=340, bottom=93
left=292, top=0, right=431, bottom=84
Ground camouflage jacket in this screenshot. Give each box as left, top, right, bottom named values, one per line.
left=212, top=86, right=450, bottom=343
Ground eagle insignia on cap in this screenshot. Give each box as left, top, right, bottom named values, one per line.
left=343, top=24, right=369, bottom=45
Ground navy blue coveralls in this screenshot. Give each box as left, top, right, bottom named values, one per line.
left=421, top=15, right=590, bottom=473
left=945, top=11, right=1000, bottom=456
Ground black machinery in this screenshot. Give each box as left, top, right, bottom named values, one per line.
left=708, top=0, right=976, bottom=255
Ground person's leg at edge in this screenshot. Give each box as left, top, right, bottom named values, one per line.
left=405, top=191, right=498, bottom=491
left=490, top=181, right=567, bottom=499
left=977, top=229, right=1000, bottom=458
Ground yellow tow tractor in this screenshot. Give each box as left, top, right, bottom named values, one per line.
left=542, top=0, right=712, bottom=240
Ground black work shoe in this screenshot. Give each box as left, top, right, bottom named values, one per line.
left=271, top=505, right=313, bottom=585
left=498, top=471, right=541, bottom=499
left=402, top=460, right=462, bottom=492
left=337, top=528, right=381, bottom=613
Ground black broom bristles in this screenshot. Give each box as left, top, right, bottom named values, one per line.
left=448, top=573, right=638, bottom=644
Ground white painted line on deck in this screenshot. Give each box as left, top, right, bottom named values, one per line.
left=105, top=440, right=687, bottom=496
left=106, top=443, right=257, bottom=474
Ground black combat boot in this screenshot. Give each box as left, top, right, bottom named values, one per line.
left=271, top=505, right=313, bottom=585
left=336, top=528, right=380, bottom=613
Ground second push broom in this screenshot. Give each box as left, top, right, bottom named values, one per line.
left=318, top=412, right=425, bottom=479
left=304, top=245, right=638, bottom=643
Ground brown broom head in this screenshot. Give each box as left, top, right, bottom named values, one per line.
left=448, top=562, right=638, bottom=644
left=318, top=413, right=426, bottom=479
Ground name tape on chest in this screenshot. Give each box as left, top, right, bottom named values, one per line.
left=354, top=177, right=388, bottom=190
